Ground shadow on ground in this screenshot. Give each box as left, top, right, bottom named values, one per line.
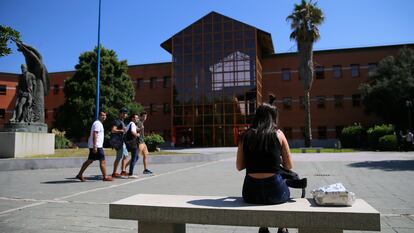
left=348, top=160, right=414, bottom=171
left=41, top=175, right=104, bottom=184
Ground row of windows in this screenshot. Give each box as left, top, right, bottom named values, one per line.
left=136, top=76, right=171, bottom=89
left=283, top=126, right=344, bottom=140
left=281, top=63, right=378, bottom=81
left=280, top=94, right=361, bottom=109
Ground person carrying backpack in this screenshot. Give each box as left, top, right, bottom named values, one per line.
left=111, top=107, right=129, bottom=178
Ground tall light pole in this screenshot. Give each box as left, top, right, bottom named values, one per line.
left=95, top=0, right=102, bottom=120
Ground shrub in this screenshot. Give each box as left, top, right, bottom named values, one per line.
left=367, top=124, right=394, bottom=149
left=52, top=128, right=71, bottom=149
left=378, top=134, right=398, bottom=151
left=144, top=134, right=165, bottom=152
left=340, top=123, right=365, bottom=148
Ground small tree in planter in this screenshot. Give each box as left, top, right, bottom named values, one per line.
left=144, top=134, right=165, bottom=152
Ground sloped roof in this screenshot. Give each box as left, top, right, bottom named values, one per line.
left=161, top=11, right=274, bottom=56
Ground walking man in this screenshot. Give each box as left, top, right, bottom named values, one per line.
left=111, top=107, right=129, bottom=178
left=137, top=111, right=153, bottom=174
left=76, top=111, right=113, bottom=182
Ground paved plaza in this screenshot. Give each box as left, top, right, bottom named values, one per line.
left=0, top=149, right=413, bottom=233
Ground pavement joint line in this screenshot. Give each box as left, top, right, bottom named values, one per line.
left=0, top=159, right=225, bottom=215
left=55, top=158, right=224, bottom=201
left=0, top=196, right=107, bottom=205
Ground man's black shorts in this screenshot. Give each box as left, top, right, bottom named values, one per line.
left=88, top=148, right=105, bottom=160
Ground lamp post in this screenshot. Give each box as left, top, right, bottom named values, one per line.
left=406, top=100, right=412, bottom=131
left=95, top=0, right=102, bottom=120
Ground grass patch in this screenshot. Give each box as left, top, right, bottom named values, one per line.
left=28, top=148, right=183, bottom=158
left=290, top=148, right=357, bottom=153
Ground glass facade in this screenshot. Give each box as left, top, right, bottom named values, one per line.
left=171, top=13, right=259, bottom=146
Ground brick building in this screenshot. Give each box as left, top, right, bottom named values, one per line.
left=1, top=12, right=413, bottom=147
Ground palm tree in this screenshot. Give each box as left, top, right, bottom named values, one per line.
left=287, top=0, right=324, bottom=147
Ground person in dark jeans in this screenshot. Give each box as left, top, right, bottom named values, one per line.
left=236, top=103, right=293, bottom=233
left=125, top=113, right=140, bottom=178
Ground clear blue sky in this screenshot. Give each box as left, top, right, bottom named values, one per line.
left=1, top=0, right=413, bottom=73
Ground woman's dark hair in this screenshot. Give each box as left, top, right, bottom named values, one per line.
left=243, top=103, right=279, bottom=151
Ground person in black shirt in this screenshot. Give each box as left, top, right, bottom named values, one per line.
left=111, top=107, right=129, bottom=177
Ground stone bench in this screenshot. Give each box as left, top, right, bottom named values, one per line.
left=299, top=147, right=323, bottom=153
left=109, top=194, right=380, bottom=233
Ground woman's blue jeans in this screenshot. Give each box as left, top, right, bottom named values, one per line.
left=242, top=174, right=290, bottom=205
left=128, top=147, right=139, bottom=175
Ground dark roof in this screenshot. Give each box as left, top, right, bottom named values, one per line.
left=161, top=11, right=274, bottom=56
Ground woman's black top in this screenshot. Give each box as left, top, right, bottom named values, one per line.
left=243, top=132, right=282, bottom=174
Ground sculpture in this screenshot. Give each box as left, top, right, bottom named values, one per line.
left=9, top=41, right=49, bottom=124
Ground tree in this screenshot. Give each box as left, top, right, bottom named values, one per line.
left=0, top=25, right=21, bottom=57
left=287, top=0, right=324, bottom=147
left=53, top=46, right=143, bottom=139
left=360, top=47, right=414, bottom=130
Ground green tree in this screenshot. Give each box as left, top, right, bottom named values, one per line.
left=360, top=47, right=414, bottom=129
left=0, top=25, right=21, bottom=57
left=54, top=46, right=142, bottom=139
left=287, top=0, right=324, bottom=147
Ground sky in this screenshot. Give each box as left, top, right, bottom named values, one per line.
left=1, top=0, right=413, bottom=74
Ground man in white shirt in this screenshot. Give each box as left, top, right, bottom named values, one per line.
left=76, top=111, right=113, bottom=181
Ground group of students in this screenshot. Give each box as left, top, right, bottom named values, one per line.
left=75, top=107, right=152, bottom=182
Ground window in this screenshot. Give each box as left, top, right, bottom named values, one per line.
left=0, top=109, right=5, bottom=118
left=350, top=64, right=360, bottom=77
left=163, top=103, right=171, bottom=114
left=283, top=127, right=292, bottom=139
left=299, top=96, right=305, bottom=109
left=149, top=104, right=155, bottom=114
left=136, top=78, right=143, bottom=89
left=316, top=96, right=326, bottom=108
left=352, top=94, right=361, bottom=107
left=163, top=76, right=171, bottom=88
left=150, top=77, right=156, bottom=89
left=282, top=68, right=291, bottom=81
left=53, top=84, right=59, bottom=95
left=332, top=65, right=342, bottom=79
left=282, top=97, right=292, bottom=110
left=335, top=125, right=344, bottom=138
left=315, top=66, right=325, bottom=79
left=334, top=95, right=344, bottom=108
left=0, top=85, right=6, bottom=95
left=318, top=126, right=327, bottom=139
left=368, top=63, right=378, bottom=76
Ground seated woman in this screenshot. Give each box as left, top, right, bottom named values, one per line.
left=236, top=102, right=293, bottom=233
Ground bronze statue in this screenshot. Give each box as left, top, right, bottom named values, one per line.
left=10, top=41, right=50, bottom=123
left=10, top=64, right=36, bottom=122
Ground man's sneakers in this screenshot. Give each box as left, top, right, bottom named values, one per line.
left=102, top=176, right=113, bottom=181
left=76, top=174, right=85, bottom=182
left=128, top=175, right=139, bottom=179
left=143, top=169, right=153, bottom=174
left=112, top=172, right=121, bottom=178
left=120, top=171, right=128, bottom=177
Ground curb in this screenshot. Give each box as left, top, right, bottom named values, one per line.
left=0, top=153, right=223, bottom=171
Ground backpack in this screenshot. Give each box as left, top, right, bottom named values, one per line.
left=123, top=123, right=137, bottom=151
left=109, top=119, right=125, bottom=150
left=109, top=133, right=124, bottom=150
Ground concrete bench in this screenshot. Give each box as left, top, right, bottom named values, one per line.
left=109, top=194, right=380, bottom=233
left=299, top=147, right=323, bottom=153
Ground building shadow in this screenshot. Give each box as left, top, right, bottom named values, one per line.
left=348, top=160, right=414, bottom=171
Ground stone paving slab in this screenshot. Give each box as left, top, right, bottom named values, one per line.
left=0, top=151, right=413, bottom=233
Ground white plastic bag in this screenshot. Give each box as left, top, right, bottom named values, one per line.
left=311, top=183, right=355, bottom=206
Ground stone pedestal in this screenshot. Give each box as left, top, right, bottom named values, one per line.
left=0, top=132, right=55, bottom=158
